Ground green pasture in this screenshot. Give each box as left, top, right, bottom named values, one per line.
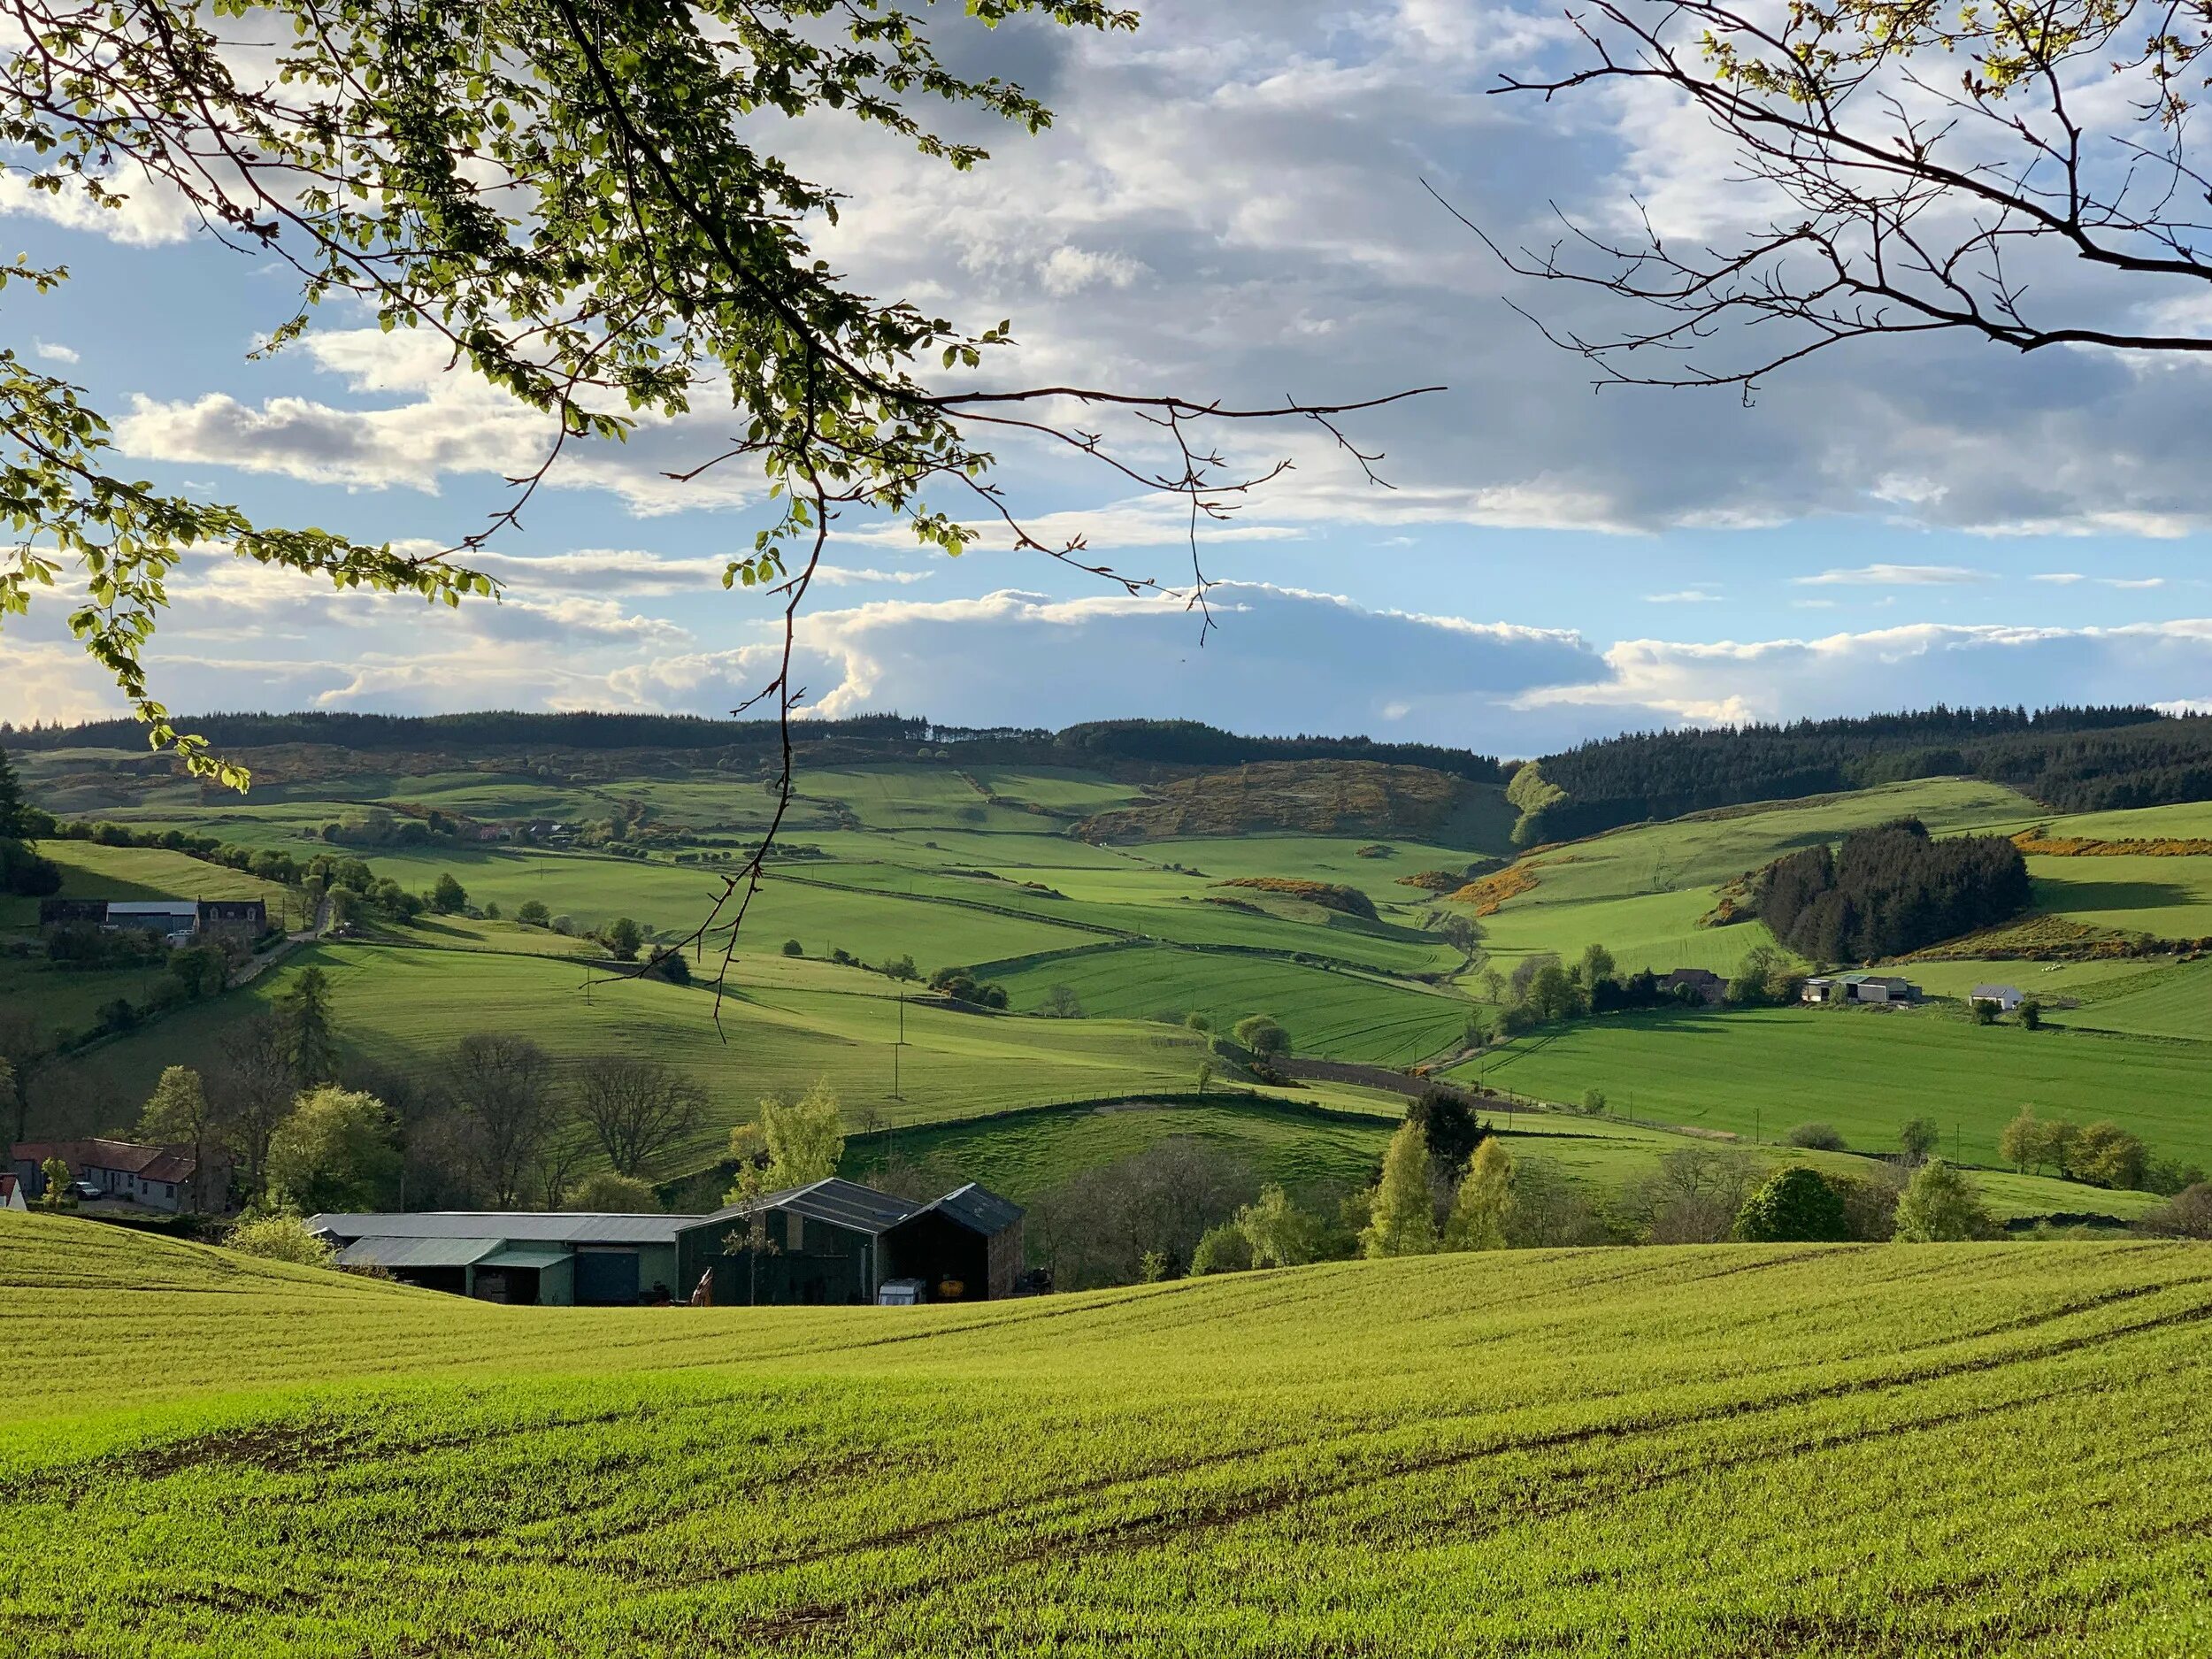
left=1128, top=833, right=1503, bottom=901
left=2025, top=853, right=2212, bottom=939
left=2039, top=799, right=2212, bottom=840
left=1900, top=956, right=2169, bottom=1004
left=12, top=1217, right=2212, bottom=1655
left=35, top=945, right=1210, bottom=1166
left=1457, top=1005, right=2212, bottom=1170
left=992, top=944, right=1471, bottom=1066
left=2053, top=956, right=2212, bottom=1038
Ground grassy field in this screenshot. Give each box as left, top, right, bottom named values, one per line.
left=993, top=945, right=1470, bottom=1066
left=9, top=1214, right=2212, bottom=1655
left=44, top=946, right=1212, bottom=1166
left=1458, top=1004, right=2212, bottom=1169
left=2025, top=854, right=2212, bottom=940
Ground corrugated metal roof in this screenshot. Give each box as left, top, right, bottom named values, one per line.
left=336, top=1234, right=502, bottom=1270
left=479, top=1246, right=572, bottom=1271
left=699, top=1178, right=920, bottom=1236
left=107, top=901, right=197, bottom=917
left=309, top=1211, right=687, bottom=1245
left=902, top=1182, right=1024, bottom=1236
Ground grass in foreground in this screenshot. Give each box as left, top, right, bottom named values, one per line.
left=5, top=1214, right=2212, bottom=1656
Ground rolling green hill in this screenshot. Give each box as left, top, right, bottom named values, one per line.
left=8, top=1214, right=2212, bottom=1655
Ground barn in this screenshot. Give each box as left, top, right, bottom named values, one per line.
left=673, top=1177, right=1025, bottom=1306
left=306, top=1212, right=686, bottom=1305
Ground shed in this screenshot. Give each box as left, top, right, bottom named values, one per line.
left=1970, top=983, right=2024, bottom=1011
left=310, top=1211, right=686, bottom=1305
left=881, top=1183, right=1025, bottom=1302
left=677, top=1179, right=920, bottom=1307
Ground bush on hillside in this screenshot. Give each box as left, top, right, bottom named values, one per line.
left=1232, top=1015, right=1290, bottom=1056
left=1733, top=1167, right=1850, bottom=1243
left=2137, top=1183, right=2212, bottom=1239
left=225, top=1212, right=336, bottom=1267
left=567, top=1171, right=661, bottom=1213
left=1189, top=1221, right=1253, bottom=1275
left=1891, top=1160, right=1996, bottom=1242
left=1786, top=1122, right=1847, bottom=1152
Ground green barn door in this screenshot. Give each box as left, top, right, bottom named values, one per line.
left=574, top=1250, right=640, bottom=1306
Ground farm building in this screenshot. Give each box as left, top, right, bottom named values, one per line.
left=1801, top=972, right=1923, bottom=1007
left=0, top=1173, right=23, bottom=1211
left=36, top=896, right=268, bottom=947
left=307, top=1212, right=687, bottom=1305
left=675, top=1178, right=1026, bottom=1307
left=1657, top=967, right=1726, bottom=1006
left=12, top=1139, right=202, bottom=1211
left=1970, top=983, right=2025, bottom=1011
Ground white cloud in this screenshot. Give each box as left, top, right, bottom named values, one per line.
left=0, top=168, right=194, bottom=247
left=1645, top=589, right=1722, bottom=603
left=2032, top=572, right=2086, bottom=584
left=33, top=339, right=79, bottom=365
left=2101, top=577, right=2167, bottom=590
left=1794, top=565, right=1993, bottom=587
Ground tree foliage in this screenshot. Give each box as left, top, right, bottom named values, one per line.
left=444, top=1033, right=562, bottom=1208
left=137, top=1064, right=216, bottom=1210
left=1892, top=1160, right=1996, bottom=1243
left=1362, top=1120, right=1438, bottom=1259
left=1757, top=819, right=2029, bottom=962
left=224, top=1211, right=336, bottom=1267
left=266, top=1087, right=400, bottom=1214
left=1444, top=1138, right=1515, bottom=1252
left=1733, top=1166, right=1851, bottom=1243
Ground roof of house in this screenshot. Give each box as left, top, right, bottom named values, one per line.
left=308, top=1211, right=689, bottom=1246
left=12, top=1138, right=193, bottom=1178
left=106, top=901, right=200, bottom=918
left=700, top=1177, right=921, bottom=1236
left=336, top=1234, right=503, bottom=1271
left=893, top=1181, right=1025, bottom=1237
left=1660, top=967, right=1724, bottom=984
left=1971, top=983, right=2024, bottom=998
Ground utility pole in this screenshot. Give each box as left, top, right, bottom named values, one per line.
left=893, top=992, right=904, bottom=1100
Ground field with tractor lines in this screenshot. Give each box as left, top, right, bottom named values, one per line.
left=7, top=1214, right=2212, bottom=1656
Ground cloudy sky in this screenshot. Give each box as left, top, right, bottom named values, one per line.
left=4, top=0, right=2210, bottom=754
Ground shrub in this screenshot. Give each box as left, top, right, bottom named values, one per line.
left=2070, top=1121, right=2150, bottom=1191
left=2137, top=1183, right=2212, bottom=1240
left=567, top=1171, right=661, bottom=1213
left=1232, top=1015, right=1290, bottom=1056
left=1972, top=999, right=2000, bottom=1025
left=515, top=899, right=550, bottom=928
left=1892, top=1160, right=1996, bottom=1242
left=225, top=1213, right=336, bottom=1267
left=781, top=939, right=803, bottom=957
left=1189, top=1221, right=1253, bottom=1275
left=2018, top=998, right=2043, bottom=1031
left=1580, top=1088, right=1608, bottom=1117
left=1786, top=1122, right=1847, bottom=1152
left=1899, top=1117, right=1941, bottom=1163
left=1733, top=1167, right=1850, bottom=1243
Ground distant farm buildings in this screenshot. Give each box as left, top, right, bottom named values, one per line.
left=1801, top=972, right=1923, bottom=1007
left=12, top=1138, right=203, bottom=1211
left=37, top=896, right=268, bottom=948
left=1970, top=983, right=2025, bottom=1012
left=307, top=1178, right=1025, bottom=1309
left=1657, top=967, right=1726, bottom=1006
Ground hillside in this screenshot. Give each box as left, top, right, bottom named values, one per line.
left=1072, top=758, right=1513, bottom=848
left=8, top=1213, right=2212, bottom=1655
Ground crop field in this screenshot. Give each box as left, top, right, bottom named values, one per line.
left=993, top=945, right=1470, bottom=1066
left=2040, top=799, right=2212, bottom=840
left=10, top=1215, right=2212, bottom=1656
left=1460, top=1005, right=2212, bottom=1169
left=2053, top=956, right=2212, bottom=1038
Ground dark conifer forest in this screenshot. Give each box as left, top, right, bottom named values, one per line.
left=1755, top=818, right=2032, bottom=963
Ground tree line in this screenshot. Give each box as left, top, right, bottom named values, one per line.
left=1521, top=706, right=2207, bottom=844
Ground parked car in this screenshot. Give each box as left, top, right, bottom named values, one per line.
left=70, top=1179, right=104, bottom=1202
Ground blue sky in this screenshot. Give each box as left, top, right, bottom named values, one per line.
left=4, top=0, right=2209, bottom=753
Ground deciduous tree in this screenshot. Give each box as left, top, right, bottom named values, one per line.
left=1362, top=1120, right=1438, bottom=1258
left=137, top=1065, right=217, bottom=1211
left=1892, top=1160, right=1996, bottom=1242
left=1444, top=1139, right=1515, bottom=1252
left=572, top=1056, right=706, bottom=1176
left=445, top=1033, right=562, bottom=1209
left=266, top=1087, right=400, bottom=1214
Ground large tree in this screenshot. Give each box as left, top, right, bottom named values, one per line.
left=572, top=1056, right=705, bottom=1177
left=444, top=1033, right=562, bottom=1208
left=208, top=1014, right=300, bottom=1202
left=1484, top=0, right=2212, bottom=389
left=136, top=1064, right=218, bottom=1211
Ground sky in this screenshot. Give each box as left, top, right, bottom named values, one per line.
left=4, top=0, right=2210, bottom=756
